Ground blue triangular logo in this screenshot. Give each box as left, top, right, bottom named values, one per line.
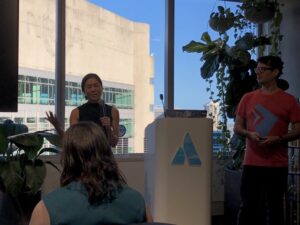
left=171, top=133, right=201, bottom=166
left=171, top=147, right=185, bottom=165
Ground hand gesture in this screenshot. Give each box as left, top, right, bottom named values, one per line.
left=258, top=136, right=281, bottom=146
left=46, top=111, right=60, bottom=128
left=247, top=131, right=264, bottom=143
left=46, top=111, right=64, bottom=136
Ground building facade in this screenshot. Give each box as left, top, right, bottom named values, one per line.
left=205, top=101, right=220, bottom=131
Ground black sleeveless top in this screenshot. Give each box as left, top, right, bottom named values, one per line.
left=78, top=102, right=113, bottom=128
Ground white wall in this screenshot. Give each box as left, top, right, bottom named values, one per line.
left=281, top=0, right=300, bottom=98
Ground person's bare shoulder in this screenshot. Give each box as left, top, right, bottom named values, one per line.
left=112, top=105, right=119, bottom=113
left=29, top=201, right=50, bottom=225
left=70, top=108, right=80, bottom=125
left=111, top=106, right=120, bottom=120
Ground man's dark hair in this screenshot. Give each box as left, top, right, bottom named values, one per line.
left=60, top=121, right=126, bottom=204
left=81, top=73, right=103, bottom=92
left=257, top=55, right=284, bottom=77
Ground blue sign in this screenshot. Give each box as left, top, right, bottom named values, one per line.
left=171, top=133, right=202, bottom=166
left=118, top=125, right=126, bottom=137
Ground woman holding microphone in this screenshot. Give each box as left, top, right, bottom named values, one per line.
left=46, top=73, right=119, bottom=147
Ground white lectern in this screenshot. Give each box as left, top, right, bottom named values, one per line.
left=144, top=118, right=212, bottom=225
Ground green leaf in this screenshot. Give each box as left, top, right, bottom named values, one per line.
left=200, top=32, right=212, bottom=44
left=235, top=33, right=255, bottom=50
left=182, top=40, right=207, bottom=53
left=37, top=131, right=61, bottom=147
left=38, top=147, right=61, bottom=157
left=218, top=6, right=225, bottom=14
left=200, top=54, right=220, bottom=79
left=45, top=161, right=61, bottom=173
left=0, top=160, right=24, bottom=196
left=228, top=46, right=251, bottom=66
left=3, top=122, right=28, bottom=137
left=8, top=132, right=43, bottom=160
left=0, top=122, right=29, bottom=155
left=24, top=160, right=46, bottom=194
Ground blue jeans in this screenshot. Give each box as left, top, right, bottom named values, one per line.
left=237, top=166, right=288, bottom=225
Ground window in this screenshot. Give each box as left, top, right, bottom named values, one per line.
left=2, top=0, right=158, bottom=154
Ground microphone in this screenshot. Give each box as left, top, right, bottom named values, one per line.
left=99, top=99, right=106, bottom=116
left=160, top=94, right=166, bottom=118
left=99, top=99, right=111, bottom=140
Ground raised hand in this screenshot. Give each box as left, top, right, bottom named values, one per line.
left=46, top=111, right=64, bottom=137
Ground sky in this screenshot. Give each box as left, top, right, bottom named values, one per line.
left=88, top=0, right=238, bottom=110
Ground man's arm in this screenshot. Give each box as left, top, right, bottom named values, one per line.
left=259, top=122, right=300, bottom=146
left=279, top=122, right=300, bottom=143
left=234, top=115, right=262, bottom=143
left=234, top=115, right=248, bottom=137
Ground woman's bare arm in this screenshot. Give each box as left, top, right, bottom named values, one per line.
left=99, top=106, right=119, bottom=147
left=29, top=201, right=50, bottom=225
left=46, top=111, right=64, bottom=137
left=145, top=205, right=153, bottom=222
left=110, top=106, right=120, bottom=147
left=69, top=108, right=79, bottom=126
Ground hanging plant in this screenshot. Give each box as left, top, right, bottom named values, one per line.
left=183, top=32, right=231, bottom=150
left=240, top=0, right=279, bottom=24
left=182, top=32, right=229, bottom=79
left=244, top=5, right=275, bottom=24
left=209, top=6, right=236, bottom=34
left=240, top=0, right=284, bottom=55
left=269, top=1, right=284, bottom=55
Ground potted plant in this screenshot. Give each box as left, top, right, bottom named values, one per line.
left=239, top=0, right=283, bottom=54
left=209, top=6, right=236, bottom=34
left=240, top=0, right=279, bottom=24
left=0, top=119, right=61, bottom=225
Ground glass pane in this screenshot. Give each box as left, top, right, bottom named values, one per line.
left=0, top=0, right=56, bottom=137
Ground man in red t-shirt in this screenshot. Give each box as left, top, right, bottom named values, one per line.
left=234, top=55, right=300, bottom=225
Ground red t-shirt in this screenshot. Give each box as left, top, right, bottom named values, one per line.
left=236, top=89, right=300, bottom=167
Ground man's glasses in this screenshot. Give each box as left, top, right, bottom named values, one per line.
left=254, top=67, right=274, bottom=74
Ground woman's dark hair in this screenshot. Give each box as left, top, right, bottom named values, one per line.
left=257, top=55, right=284, bottom=77
left=60, top=121, right=126, bottom=204
left=81, top=73, right=103, bottom=92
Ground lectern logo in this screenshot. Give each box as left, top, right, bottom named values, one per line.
left=171, top=133, right=201, bottom=166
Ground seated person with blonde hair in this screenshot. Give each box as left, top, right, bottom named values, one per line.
left=30, top=121, right=152, bottom=225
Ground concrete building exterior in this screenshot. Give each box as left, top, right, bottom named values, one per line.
left=205, top=101, right=220, bottom=131
left=0, top=0, right=154, bottom=153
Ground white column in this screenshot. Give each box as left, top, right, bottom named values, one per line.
left=281, top=0, right=300, bottom=98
